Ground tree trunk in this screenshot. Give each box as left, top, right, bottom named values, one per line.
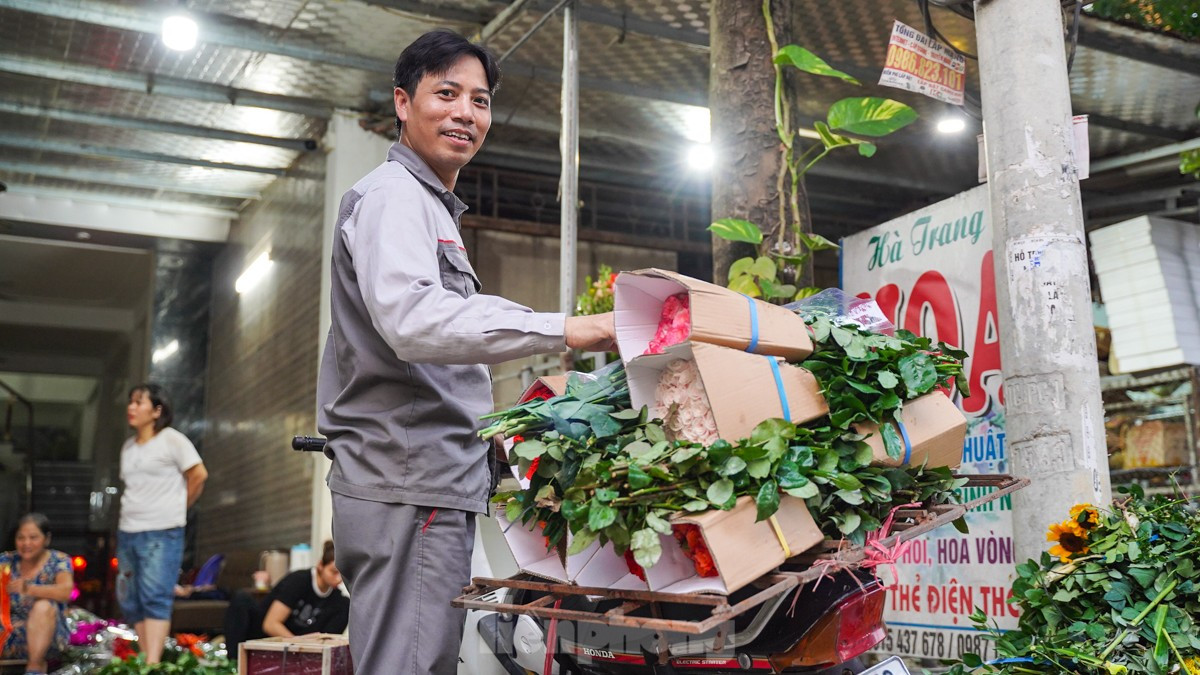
left=709, top=0, right=813, bottom=290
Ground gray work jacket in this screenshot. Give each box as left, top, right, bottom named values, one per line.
left=317, top=143, right=566, bottom=513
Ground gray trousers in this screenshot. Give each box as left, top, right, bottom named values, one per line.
left=332, top=493, right=476, bottom=674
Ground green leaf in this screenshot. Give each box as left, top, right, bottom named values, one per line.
left=707, top=478, right=734, bottom=505
left=814, top=120, right=852, bottom=150
left=830, top=326, right=855, bottom=348
left=727, top=273, right=761, bottom=297
left=718, top=456, right=747, bottom=477
left=728, top=256, right=755, bottom=280
left=835, top=489, right=865, bottom=505
left=898, top=352, right=937, bottom=393
left=877, top=371, right=899, bottom=389
left=853, top=441, right=874, bottom=467
left=746, top=458, right=772, bottom=479
left=631, top=528, right=663, bottom=568
left=882, top=423, right=903, bottom=461
left=774, top=45, right=861, bottom=84
left=709, top=218, right=764, bottom=244
left=797, top=232, right=841, bottom=252
left=785, top=483, right=819, bottom=499
left=627, top=464, right=653, bottom=489
left=857, top=141, right=877, bottom=157
left=646, top=512, right=672, bottom=535
left=567, top=529, right=597, bottom=555
left=837, top=511, right=862, bottom=534
left=832, top=473, right=863, bottom=490
left=827, top=97, right=918, bottom=137
left=794, top=286, right=821, bottom=301
left=588, top=503, right=617, bottom=531
left=752, top=256, right=777, bottom=281
left=513, top=440, right=546, bottom=460
left=755, top=480, right=781, bottom=521
left=595, top=488, right=619, bottom=503
left=682, top=499, right=710, bottom=512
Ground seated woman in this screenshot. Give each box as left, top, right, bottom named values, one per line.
left=224, top=540, right=348, bottom=654
left=1, top=513, right=74, bottom=675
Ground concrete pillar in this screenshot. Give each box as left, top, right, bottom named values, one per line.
left=975, top=0, right=1110, bottom=564
left=315, top=111, right=390, bottom=551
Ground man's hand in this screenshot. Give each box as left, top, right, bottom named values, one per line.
left=565, top=312, right=616, bottom=353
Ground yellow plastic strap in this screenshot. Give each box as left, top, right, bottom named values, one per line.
left=768, top=515, right=791, bottom=558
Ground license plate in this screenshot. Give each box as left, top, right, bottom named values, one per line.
left=858, top=656, right=912, bottom=675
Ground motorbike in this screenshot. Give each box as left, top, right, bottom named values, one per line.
left=294, top=435, right=902, bottom=675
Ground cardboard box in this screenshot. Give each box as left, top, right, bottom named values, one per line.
left=518, top=375, right=568, bottom=403
left=646, top=495, right=823, bottom=595
left=627, top=342, right=828, bottom=443
left=614, top=268, right=813, bottom=362
left=856, top=392, right=966, bottom=468
left=239, top=634, right=351, bottom=675
left=492, top=511, right=647, bottom=589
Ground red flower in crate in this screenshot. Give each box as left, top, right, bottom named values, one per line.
left=623, top=550, right=647, bottom=582
left=645, top=293, right=691, bottom=355
left=673, top=524, right=719, bottom=578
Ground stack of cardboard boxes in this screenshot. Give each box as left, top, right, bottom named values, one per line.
left=496, top=269, right=967, bottom=595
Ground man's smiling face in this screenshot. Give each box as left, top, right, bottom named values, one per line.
left=395, top=54, right=492, bottom=190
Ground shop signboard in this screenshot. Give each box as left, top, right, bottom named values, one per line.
left=840, top=185, right=1016, bottom=661
left=879, top=20, right=967, bottom=106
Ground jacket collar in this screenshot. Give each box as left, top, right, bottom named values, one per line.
left=386, top=142, right=469, bottom=222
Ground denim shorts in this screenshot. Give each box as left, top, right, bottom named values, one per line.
left=116, top=527, right=184, bottom=623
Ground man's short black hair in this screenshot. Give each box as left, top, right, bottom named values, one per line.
left=393, top=30, right=501, bottom=136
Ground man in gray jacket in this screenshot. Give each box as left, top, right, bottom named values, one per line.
left=317, top=30, right=614, bottom=673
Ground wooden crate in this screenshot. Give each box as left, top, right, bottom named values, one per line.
left=239, top=634, right=352, bottom=675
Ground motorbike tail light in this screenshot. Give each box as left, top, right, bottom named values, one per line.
left=72, top=556, right=87, bottom=571
left=769, top=584, right=888, bottom=670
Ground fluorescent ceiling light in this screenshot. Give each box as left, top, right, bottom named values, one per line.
left=937, top=116, right=966, bottom=134
left=162, top=15, right=198, bottom=51
left=151, top=339, right=179, bottom=364
left=686, top=144, right=714, bottom=171
left=235, top=250, right=273, bottom=294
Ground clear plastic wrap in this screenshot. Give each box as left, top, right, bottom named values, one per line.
left=785, top=287, right=895, bottom=336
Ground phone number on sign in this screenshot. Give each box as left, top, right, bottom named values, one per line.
left=879, top=627, right=996, bottom=661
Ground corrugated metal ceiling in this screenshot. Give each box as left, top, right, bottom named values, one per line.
left=0, top=0, right=1196, bottom=229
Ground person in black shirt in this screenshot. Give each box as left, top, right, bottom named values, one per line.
left=224, top=540, right=348, bottom=654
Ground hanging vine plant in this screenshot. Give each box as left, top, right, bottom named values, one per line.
left=708, top=1, right=918, bottom=303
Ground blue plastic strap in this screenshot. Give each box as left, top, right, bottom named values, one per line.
left=741, top=294, right=760, bottom=353
left=898, top=419, right=913, bottom=465
left=766, top=357, right=791, bottom=422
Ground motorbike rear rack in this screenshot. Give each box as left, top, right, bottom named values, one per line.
left=454, top=473, right=1028, bottom=635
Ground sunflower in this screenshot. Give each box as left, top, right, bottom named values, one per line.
left=1069, top=503, right=1100, bottom=530
left=1047, top=519, right=1090, bottom=562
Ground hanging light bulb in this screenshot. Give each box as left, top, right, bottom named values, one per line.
left=161, top=14, right=199, bottom=51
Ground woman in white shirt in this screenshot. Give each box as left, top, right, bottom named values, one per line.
left=117, top=384, right=208, bottom=664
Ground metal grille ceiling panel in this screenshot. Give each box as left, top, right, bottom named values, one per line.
left=0, top=8, right=255, bottom=87
left=0, top=0, right=1194, bottom=228
left=589, top=0, right=709, bottom=33
left=1069, top=47, right=1200, bottom=135
left=0, top=72, right=326, bottom=140
left=0, top=147, right=277, bottom=193
left=0, top=113, right=298, bottom=168
left=0, top=174, right=244, bottom=210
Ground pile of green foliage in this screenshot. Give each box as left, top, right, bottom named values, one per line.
left=945, top=485, right=1200, bottom=674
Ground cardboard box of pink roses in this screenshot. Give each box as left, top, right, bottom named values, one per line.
left=614, top=268, right=814, bottom=363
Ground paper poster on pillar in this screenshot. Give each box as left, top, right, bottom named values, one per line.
left=840, top=185, right=1017, bottom=661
